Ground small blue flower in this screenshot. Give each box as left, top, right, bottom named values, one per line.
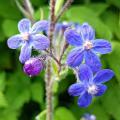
left=81, top=113, right=96, bottom=120
left=68, top=64, right=114, bottom=108
left=7, top=18, right=50, bottom=63
left=64, top=23, right=112, bottom=72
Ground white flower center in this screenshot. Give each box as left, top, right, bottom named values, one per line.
left=87, top=84, right=98, bottom=95
left=22, top=33, right=29, bottom=41
left=83, top=41, right=93, bottom=50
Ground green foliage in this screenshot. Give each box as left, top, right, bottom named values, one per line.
left=0, top=0, right=120, bottom=120
left=54, top=107, right=76, bottom=120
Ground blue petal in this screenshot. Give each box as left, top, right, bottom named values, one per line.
left=67, top=47, right=84, bottom=67
left=77, top=92, right=92, bottom=108
left=81, top=23, right=95, bottom=41
left=31, top=20, right=48, bottom=34
left=93, top=69, right=114, bottom=84
left=93, top=39, right=112, bottom=54
left=7, top=35, right=23, bottom=49
left=78, top=64, right=93, bottom=83
left=68, top=83, right=85, bottom=96
left=19, top=43, right=32, bottom=63
left=18, top=18, right=31, bottom=33
left=32, top=34, right=50, bottom=50
left=84, top=50, right=101, bottom=72
left=64, top=29, right=83, bottom=46
left=95, top=84, right=107, bottom=96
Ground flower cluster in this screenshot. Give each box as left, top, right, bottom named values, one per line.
left=7, top=18, right=49, bottom=76
left=65, top=23, right=114, bottom=107
left=7, top=18, right=114, bottom=108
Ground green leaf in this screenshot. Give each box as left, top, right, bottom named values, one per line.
left=87, top=103, right=109, bottom=120
left=106, top=0, right=120, bottom=8
left=101, top=10, right=120, bottom=40
left=2, top=19, right=18, bottom=37
left=36, top=110, right=46, bottom=120
left=104, top=41, right=120, bottom=83
left=52, top=81, right=59, bottom=93
left=101, top=82, right=120, bottom=120
left=54, top=107, right=76, bottom=120
left=0, top=109, right=18, bottom=120
left=34, top=7, right=49, bottom=20
left=31, top=81, right=44, bottom=105
left=0, top=72, right=6, bottom=91
left=0, top=0, right=21, bottom=19
left=5, top=72, right=31, bottom=110
left=66, top=6, right=112, bottom=40
left=87, top=3, right=109, bottom=16
left=0, top=91, right=8, bottom=108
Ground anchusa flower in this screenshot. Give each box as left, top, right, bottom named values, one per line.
left=64, top=23, right=112, bottom=72
left=7, top=18, right=50, bottom=63
left=81, top=113, right=96, bottom=120
left=23, top=56, right=45, bottom=77
left=68, top=64, right=114, bottom=108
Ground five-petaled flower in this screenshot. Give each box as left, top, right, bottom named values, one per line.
left=64, top=23, right=112, bottom=72
left=68, top=64, right=114, bottom=108
left=7, top=18, right=50, bottom=63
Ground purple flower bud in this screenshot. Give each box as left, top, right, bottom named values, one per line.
left=23, top=57, right=44, bottom=77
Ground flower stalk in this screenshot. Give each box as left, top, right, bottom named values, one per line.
left=46, top=0, right=56, bottom=120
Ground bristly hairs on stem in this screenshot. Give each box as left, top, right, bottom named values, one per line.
left=55, top=0, right=74, bottom=23
left=46, top=0, right=56, bottom=120
left=48, top=0, right=56, bottom=53
left=45, top=59, right=53, bottom=120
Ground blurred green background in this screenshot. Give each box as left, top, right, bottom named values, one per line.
left=0, top=0, right=120, bottom=120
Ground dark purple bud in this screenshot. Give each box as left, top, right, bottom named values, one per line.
left=23, top=57, right=44, bottom=77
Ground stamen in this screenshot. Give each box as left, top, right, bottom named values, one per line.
left=83, top=41, right=93, bottom=50
left=87, top=84, right=98, bottom=95
left=22, top=33, right=29, bottom=40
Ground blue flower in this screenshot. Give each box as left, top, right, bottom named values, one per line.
left=68, top=64, right=114, bottom=108
left=64, top=23, right=112, bottom=72
left=7, top=18, right=50, bottom=63
left=81, top=113, right=96, bottom=120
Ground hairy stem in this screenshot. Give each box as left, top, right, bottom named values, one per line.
left=46, top=0, right=56, bottom=120
left=48, top=0, right=56, bottom=53
left=45, top=60, right=53, bottom=120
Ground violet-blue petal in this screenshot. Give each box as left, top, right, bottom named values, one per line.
left=7, top=35, right=23, bottom=49
left=32, top=34, right=50, bottom=50
left=81, top=23, right=95, bottom=41
left=64, top=29, right=83, bottom=46
left=19, top=43, right=32, bottom=63
left=78, top=64, right=93, bottom=83
left=95, top=84, right=107, bottom=96
left=85, top=50, right=101, bottom=72
left=93, top=39, right=112, bottom=54
left=67, top=47, right=84, bottom=67
left=31, top=20, right=48, bottom=34
left=77, top=92, right=92, bottom=108
left=93, top=69, right=114, bottom=84
left=18, top=18, right=31, bottom=33
left=68, top=83, right=85, bottom=96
